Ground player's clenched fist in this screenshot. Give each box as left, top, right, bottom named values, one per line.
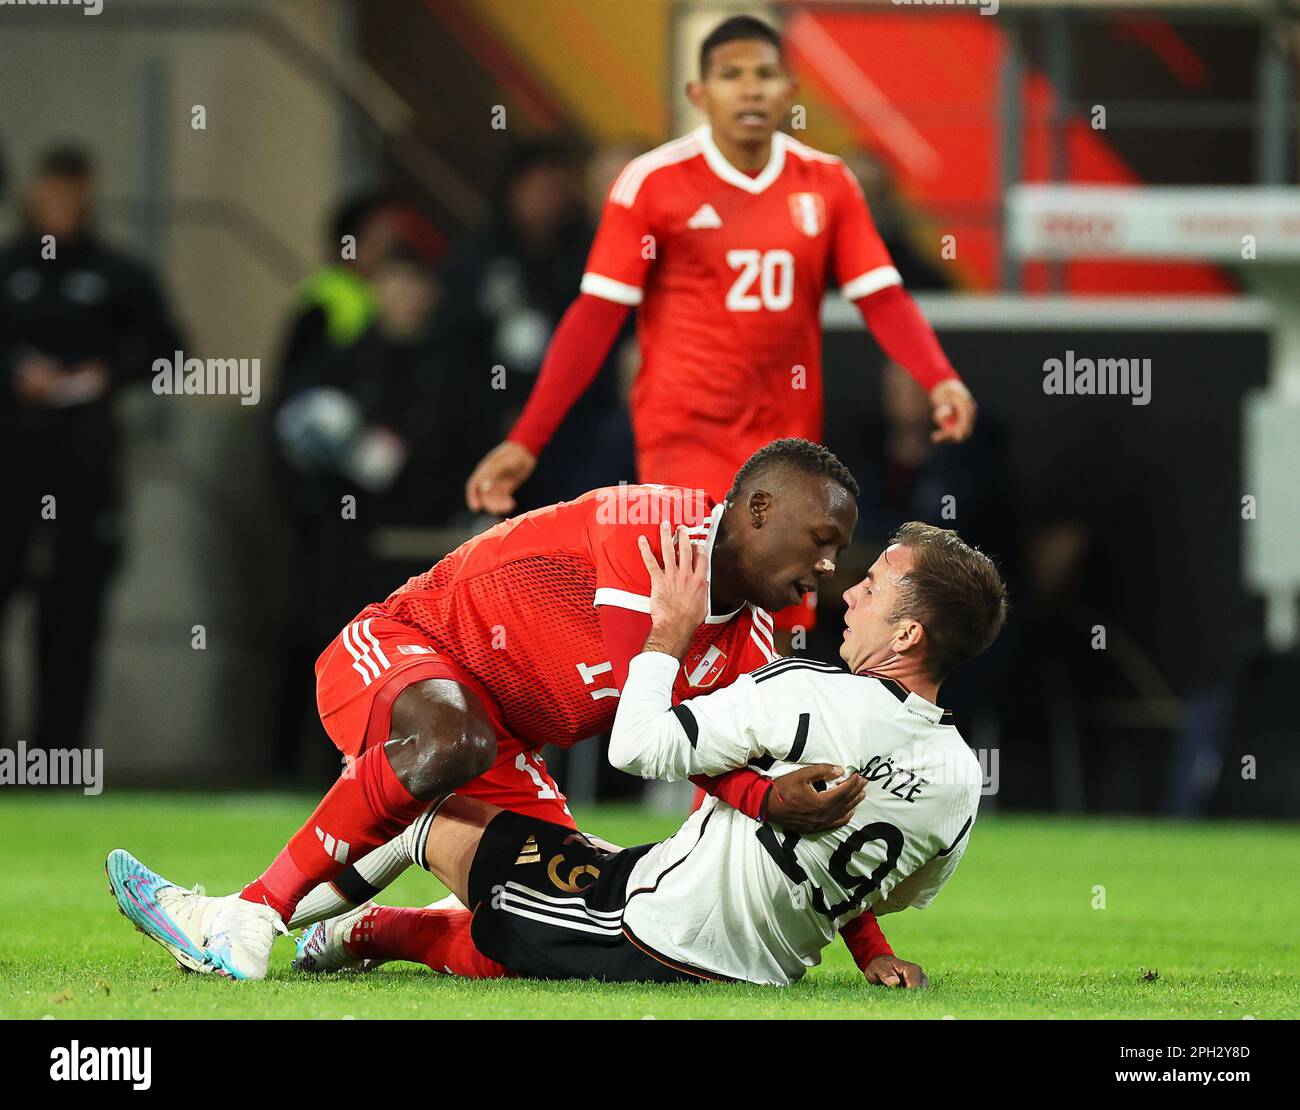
left=929, top=379, right=977, bottom=444
left=465, top=440, right=537, bottom=515
left=863, top=955, right=929, bottom=989
left=639, top=521, right=708, bottom=659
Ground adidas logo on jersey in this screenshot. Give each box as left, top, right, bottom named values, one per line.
left=515, top=835, right=541, bottom=865
left=686, top=203, right=722, bottom=229
left=315, top=826, right=350, bottom=864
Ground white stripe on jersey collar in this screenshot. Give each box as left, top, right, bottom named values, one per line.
left=696, top=124, right=788, bottom=195
left=703, top=500, right=743, bottom=624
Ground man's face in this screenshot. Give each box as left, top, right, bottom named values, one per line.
left=839, top=544, right=919, bottom=672
left=739, top=473, right=857, bottom=612
left=374, top=263, right=438, bottom=339
left=354, top=209, right=404, bottom=279
left=508, top=163, right=577, bottom=243
left=27, top=175, right=91, bottom=239
left=688, top=39, right=794, bottom=148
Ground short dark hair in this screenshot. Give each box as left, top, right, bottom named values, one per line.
left=495, top=139, right=582, bottom=202
left=373, top=243, right=436, bottom=278
left=37, top=143, right=94, bottom=180
left=330, top=190, right=399, bottom=250
left=726, top=437, right=859, bottom=504
left=699, top=15, right=782, bottom=77
left=887, top=522, right=1008, bottom=682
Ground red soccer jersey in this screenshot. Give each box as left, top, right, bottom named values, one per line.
left=373, top=485, right=778, bottom=751
left=581, top=126, right=901, bottom=482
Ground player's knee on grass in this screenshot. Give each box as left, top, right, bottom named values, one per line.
left=384, top=679, right=497, bottom=800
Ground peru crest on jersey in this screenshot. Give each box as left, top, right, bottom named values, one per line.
left=788, top=192, right=826, bottom=238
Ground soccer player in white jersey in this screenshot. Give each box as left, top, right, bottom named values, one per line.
left=295, top=519, right=1006, bottom=986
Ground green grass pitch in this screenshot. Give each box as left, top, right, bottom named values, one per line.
left=1, top=792, right=1296, bottom=1019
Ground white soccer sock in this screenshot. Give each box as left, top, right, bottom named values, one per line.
left=287, top=805, right=439, bottom=929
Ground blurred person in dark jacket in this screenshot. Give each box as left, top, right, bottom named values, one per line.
left=0, top=143, right=183, bottom=748
left=272, top=194, right=445, bottom=523
left=276, top=247, right=457, bottom=578
left=277, top=192, right=441, bottom=397
left=268, top=194, right=444, bottom=776
left=272, top=248, right=458, bottom=773
left=434, top=139, right=633, bottom=510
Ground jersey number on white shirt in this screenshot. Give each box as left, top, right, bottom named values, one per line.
left=758, top=820, right=905, bottom=918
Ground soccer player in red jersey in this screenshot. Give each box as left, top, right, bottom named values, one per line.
left=466, top=15, right=976, bottom=640
left=107, top=440, right=917, bottom=985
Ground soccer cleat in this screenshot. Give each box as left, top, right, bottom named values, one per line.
left=292, top=902, right=378, bottom=974
left=106, top=848, right=222, bottom=974
left=105, top=849, right=286, bottom=980
left=205, top=894, right=289, bottom=981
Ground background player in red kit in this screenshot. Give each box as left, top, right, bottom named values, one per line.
left=108, top=441, right=920, bottom=987
left=466, top=15, right=976, bottom=640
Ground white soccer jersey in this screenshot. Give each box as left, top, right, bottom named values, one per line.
left=609, top=652, right=982, bottom=986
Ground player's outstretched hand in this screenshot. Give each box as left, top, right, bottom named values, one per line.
left=638, top=521, right=708, bottom=659
left=929, top=379, right=977, bottom=444
left=863, top=954, right=929, bottom=990
left=766, top=764, right=866, bottom=833
left=465, top=440, right=537, bottom=515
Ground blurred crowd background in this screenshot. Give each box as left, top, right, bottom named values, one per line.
left=1, top=0, right=1297, bottom=818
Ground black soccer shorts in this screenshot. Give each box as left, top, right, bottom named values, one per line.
left=466, top=809, right=721, bottom=983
